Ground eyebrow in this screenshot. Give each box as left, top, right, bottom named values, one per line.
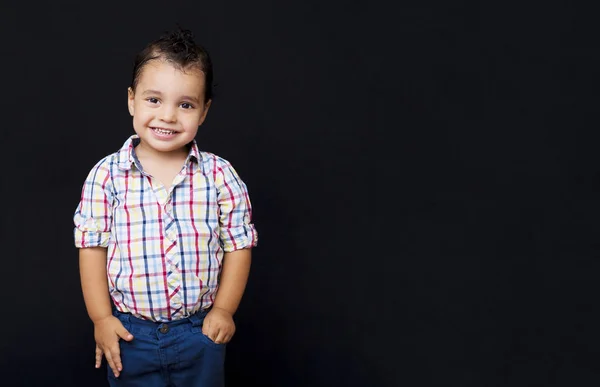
left=142, top=89, right=200, bottom=104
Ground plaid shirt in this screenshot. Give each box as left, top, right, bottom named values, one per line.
left=74, top=136, right=258, bottom=322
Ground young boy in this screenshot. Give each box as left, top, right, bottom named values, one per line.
left=73, top=28, right=258, bottom=387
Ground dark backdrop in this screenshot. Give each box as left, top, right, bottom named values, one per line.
left=1, top=1, right=599, bottom=386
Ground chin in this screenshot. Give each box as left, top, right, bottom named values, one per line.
left=151, top=141, right=189, bottom=152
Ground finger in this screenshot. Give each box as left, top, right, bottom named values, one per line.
left=219, top=325, right=235, bottom=343
left=117, top=327, right=134, bottom=341
left=95, top=345, right=103, bottom=368
left=223, top=332, right=235, bottom=344
left=210, top=327, right=223, bottom=343
left=214, top=330, right=227, bottom=344
left=104, top=351, right=120, bottom=378
left=110, top=345, right=123, bottom=374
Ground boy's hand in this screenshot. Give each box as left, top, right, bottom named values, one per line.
left=202, top=307, right=235, bottom=344
left=93, top=316, right=134, bottom=378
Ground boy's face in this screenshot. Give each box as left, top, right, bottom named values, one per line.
left=128, top=60, right=211, bottom=156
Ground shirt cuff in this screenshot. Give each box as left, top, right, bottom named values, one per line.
left=221, top=224, right=258, bottom=252
left=74, top=229, right=111, bottom=248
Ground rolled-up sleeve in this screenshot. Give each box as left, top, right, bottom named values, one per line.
left=73, top=158, right=114, bottom=248
left=216, top=161, right=258, bottom=252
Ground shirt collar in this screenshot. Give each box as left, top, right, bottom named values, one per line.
left=116, top=135, right=201, bottom=171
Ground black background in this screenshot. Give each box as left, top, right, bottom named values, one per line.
left=1, top=1, right=599, bottom=386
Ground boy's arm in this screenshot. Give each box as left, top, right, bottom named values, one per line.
left=203, top=248, right=252, bottom=343
left=79, top=247, right=113, bottom=321
left=79, top=247, right=133, bottom=378
left=213, top=248, right=252, bottom=314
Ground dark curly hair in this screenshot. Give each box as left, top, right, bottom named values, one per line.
left=130, top=27, right=213, bottom=102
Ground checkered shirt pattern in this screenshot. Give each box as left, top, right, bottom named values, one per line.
left=74, top=136, right=258, bottom=322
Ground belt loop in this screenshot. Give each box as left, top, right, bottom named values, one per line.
left=113, top=309, right=130, bottom=325
left=188, top=309, right=208, bottom=327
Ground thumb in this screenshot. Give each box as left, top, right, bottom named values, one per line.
left=117, top=326, right=134, bottom=341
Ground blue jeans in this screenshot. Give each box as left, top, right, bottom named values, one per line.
left=108, top=309, right=226, bottom=387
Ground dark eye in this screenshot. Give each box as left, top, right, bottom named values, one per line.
left=181, top=103, right=193, bottom=109
left=147, top=97, right=159, bottom=104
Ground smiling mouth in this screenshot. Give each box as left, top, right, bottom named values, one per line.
left=151, top=127, right=178, bottom=135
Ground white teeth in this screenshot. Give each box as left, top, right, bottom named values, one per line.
left=153, top=128, right=176, bottom=135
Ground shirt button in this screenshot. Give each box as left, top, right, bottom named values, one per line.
left=159, top=324, right=169, bottom=334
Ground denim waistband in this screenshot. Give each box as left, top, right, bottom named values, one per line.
left=113, top=308, right=210, bottom=329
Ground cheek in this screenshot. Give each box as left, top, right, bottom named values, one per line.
left=182, top=113, right=203, bottom=128
left=133, top=107, right=153, bottom=121
left=131, top=111, right=153, bottom=131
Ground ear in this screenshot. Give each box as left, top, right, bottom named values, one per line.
left=198, top=99, right=212, bottom=126
left=127, top=87, right=135, bottom=116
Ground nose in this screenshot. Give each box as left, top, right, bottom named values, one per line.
left=160, top=106, right=177, bottom=123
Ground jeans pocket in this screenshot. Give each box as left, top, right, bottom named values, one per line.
left=190, top=327, right=226, bottom=349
